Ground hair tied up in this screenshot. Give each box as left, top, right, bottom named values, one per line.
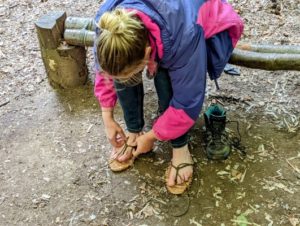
left=96, top=8, right=148, bottom=75
left=97, top=8, right=134, bottom=36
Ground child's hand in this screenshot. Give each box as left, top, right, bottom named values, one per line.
left=102, top=109, right=126, bottom=147
left=105, top=120, right=126, bottom=148
left=133, top=130, right=157, bottom=157
left=103, top=117, right=126, bottom=148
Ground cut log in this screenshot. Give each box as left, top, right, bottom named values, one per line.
left=65, top=17, right=96, bottom=31
left=35, top=11, right=66, bottom=49
left=64, top=29, right=95, bottom=47
left=237, top=43, right=300, bottom=54
left=230, top=49, right=300, bottom=71
left=35, top=12, right=88, bottom=88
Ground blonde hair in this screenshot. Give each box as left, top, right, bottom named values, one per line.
left=96, top=8, right=148, bottom=76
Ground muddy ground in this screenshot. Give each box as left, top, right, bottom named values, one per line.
left=0, top=0, right=300, bottom=225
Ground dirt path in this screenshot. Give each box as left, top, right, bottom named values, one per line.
left=0, top=0, right=300, bottom=225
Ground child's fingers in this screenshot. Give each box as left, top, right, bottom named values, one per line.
left=117, top=128, right=126, bottom=141
left=115, top=140, right=125, bottom=148
left=132, top=148, right=140, bottom=157
left=109, top=137, right=119, bottom=147
left=110, top=134, right=124, bottom=148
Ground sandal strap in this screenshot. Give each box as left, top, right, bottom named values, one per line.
left=115, top=137, right=137, bottom=158
left=170, top=163, right=194, bottom=182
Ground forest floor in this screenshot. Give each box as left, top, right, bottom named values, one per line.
left=0, top=0, right=300, bottom=225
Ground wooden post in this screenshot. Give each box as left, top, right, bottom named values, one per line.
left=35, top=11, right=88, bottom=88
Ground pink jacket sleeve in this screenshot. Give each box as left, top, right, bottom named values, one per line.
left=153, top=107, right=195, bottom=141
left=94, top=71, right=117, bottom=108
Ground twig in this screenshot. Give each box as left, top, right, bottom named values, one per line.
left=271, top=80, right=279, bottom=95
left=231, top=219, right=261, bottom=226
left=9, top=3, right=18, bottom=9
left=135, top=202, right=150, bottom=218
left=0, top=197, right=5, bottom=205
left=152, top=197, right=167, bottom=205
left=87, top=124, right=94, bottom=133
left=68, top=103, right=73, bottom=112
left=240, top=169, right=247, bottom=183
left=249, top=204, right=259, bottom=213
left=189, top=217, right=202, bottom=226
left=286, top=159, right=300, bottom=174
left=0, top=100, right=10, bottom=108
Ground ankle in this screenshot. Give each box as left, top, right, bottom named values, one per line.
left=172, top=145, right=190, bottom=157
left=127, top=132, right=141, bottom=142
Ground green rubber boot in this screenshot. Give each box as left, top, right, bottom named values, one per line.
left=204, top=103, right=231, bottom=160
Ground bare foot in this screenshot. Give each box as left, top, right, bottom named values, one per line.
left=112, top=132, right=140, bottom=162
left=167, top=145, right=193, bottom=186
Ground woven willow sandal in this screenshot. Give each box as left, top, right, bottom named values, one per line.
left=165, top=163, right=194, bottom=195
left=109, top=141, right=137, bottom=172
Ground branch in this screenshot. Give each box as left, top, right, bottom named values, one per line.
left=237, top=43, right=300, bottom=54
left=229, top=49, right=300, bottom=71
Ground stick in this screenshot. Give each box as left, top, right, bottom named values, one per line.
left=0, top=100, right=9, bottom=108
left=286, top=159, right=300, bottom=174
left=231, top=219, right=261, bottom=226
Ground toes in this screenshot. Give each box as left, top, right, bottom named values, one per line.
left=115, top=146, right=132, bottom=161
left=110, top=149, right=119, bottom=159
left=167, top=168, right=176, bottom=186
left=184, top=172, right=191, bottom=182
left=176, top=175, right=183, bottom=185
left=185, top=168, right=193, bottom=179
left=117, top=150, right=131, bottom=162
left=183, top=174, right=189, bottom=182
left=184, top=169, right=193, bottom=181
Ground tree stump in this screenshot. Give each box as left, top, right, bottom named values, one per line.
left=35, top=11, right=88, bottom=88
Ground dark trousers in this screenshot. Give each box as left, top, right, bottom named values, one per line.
left=114, top=67, right=189, bottom=148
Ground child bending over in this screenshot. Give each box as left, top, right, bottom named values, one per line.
left=94, top=0, right=243, bottom=194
